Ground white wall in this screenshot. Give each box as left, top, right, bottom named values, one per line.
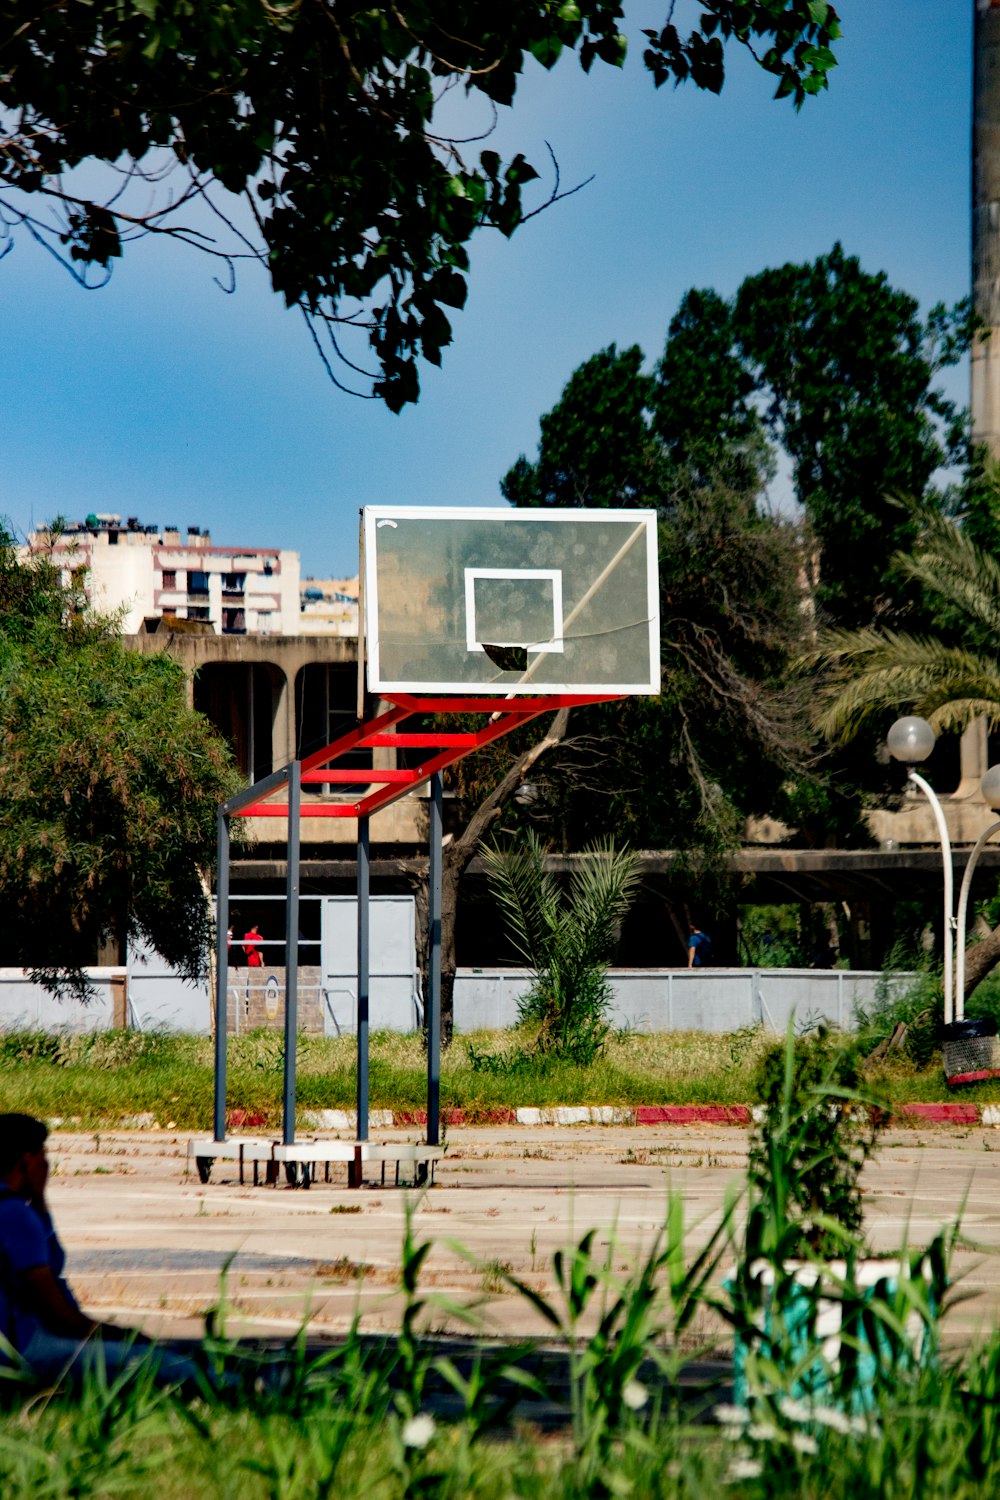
left=0, top=969, right=117, bottom=1031
left=89, top=546, right=156, bottom=633
left=452, top=968, right=911, bottom=1034
left=0, top=963, right=907, bottom=1036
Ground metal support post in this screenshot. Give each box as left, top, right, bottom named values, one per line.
left=955, top=819, right=1000, bottom=1021
left=908, top=769, right=956, bottom=1024
left=427, top=773, right=443, bottom=1146
left=282, top=760, right=301, bottom=1147
left=357, top=816, right=370, bottom=1144
left=213, top=809, right=230, bottom=1143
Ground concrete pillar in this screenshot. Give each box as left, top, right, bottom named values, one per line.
left=973, top=2, right=1000, bottom=455
left=110, top=973, right=128, bottom=1029
left=268, top=666, right=295, bottom=768
left=958, top=715, right=989, bottom=792
left=272, top=667, right=295, bottom=768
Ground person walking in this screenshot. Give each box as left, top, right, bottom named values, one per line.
left=687, top=924, right=713, bottom=967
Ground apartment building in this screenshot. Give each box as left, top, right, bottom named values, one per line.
left=299, top=575, right=359, bottom=636
left=29, top=514, right=301, bottom=636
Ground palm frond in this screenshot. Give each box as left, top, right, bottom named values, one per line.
left=898, top=513, right=1000, bottom=637
left=479, top=832, right=559, bottom=971
left=922, top=698, right=1000, bottom=734
left=566, top=838, right=643, bottom=969
left=804, top=627, right=1000, bottom=742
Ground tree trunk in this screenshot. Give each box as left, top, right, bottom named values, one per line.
left=422, top=707, right=572, bottom=1047
left=963, top=923, right=1000, bottom=1000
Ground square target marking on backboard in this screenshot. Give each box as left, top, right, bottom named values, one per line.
left=463, top=568, right=565, bottom=656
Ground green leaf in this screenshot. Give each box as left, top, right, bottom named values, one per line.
left=529, top=36, right=563, bottom=68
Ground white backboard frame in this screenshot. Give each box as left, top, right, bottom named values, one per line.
left=361, top=505, right=660, bottom=696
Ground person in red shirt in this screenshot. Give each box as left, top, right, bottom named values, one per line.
left=242, top=924, right=264, bottom=967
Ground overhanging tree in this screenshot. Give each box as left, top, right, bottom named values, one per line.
left=0, top=530, right=242, bottom=993
left=0, top=1, right=840, bottom=408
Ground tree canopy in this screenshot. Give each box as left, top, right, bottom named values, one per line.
left=497, top=244, right=976, bottom=853
left=735, top=244, right=972, bottom=626
left=0, top=531, right=241, bottom=990
left=504, top=245, right=973, bottom=630
left=0, top=1, right=839, bottom=409
left=497, top=333, right=810, bottom=858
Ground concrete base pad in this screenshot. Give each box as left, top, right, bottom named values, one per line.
left=188, top=1137, right=445, bottom=1188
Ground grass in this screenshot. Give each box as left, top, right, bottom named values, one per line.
left=0, top=1023, right=997, bottom=1130
left=0, top=1032, right=998, bottom=1498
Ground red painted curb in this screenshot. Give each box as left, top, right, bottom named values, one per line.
left=227, top=1109, right=267, bottom=1128
left=377, top=1102, right=995, bottom=1130
left=896, top=1103, right=981, bottom=1124
left=634, top=1105, right=752, bottom=1126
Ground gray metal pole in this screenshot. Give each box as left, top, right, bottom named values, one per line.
left=974, top=0, right=1000, bottom=456
left=357, top=815, right=370, bottom=1142
left=213, top=809, right=230, bottom=1143
left=282, top=760, right=301, bottom=1147
left=426, top=773, right=443, bottom=1146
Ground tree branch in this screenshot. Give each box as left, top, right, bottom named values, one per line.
left=447, top=706, right=571, bottom=875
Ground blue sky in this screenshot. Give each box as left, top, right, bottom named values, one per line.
left=0, top=1, right=969, bottom=579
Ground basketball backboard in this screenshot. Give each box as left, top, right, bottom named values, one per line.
left=360, top=507, right=659, bottom=695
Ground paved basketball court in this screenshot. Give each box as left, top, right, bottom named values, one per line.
left=44, top=1122, right=1000, bottom=1351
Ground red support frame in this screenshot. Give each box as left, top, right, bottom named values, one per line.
left=232, top=692, right=620, bottom=820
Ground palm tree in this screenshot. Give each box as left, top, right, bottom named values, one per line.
left=479, top=832, right=641, bottom=1063
left=808, top=512, right=1000, bottom=743
left=806, top=510, right=1000, bottom=995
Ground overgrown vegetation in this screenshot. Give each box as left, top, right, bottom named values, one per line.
left=747, top=1027, right=881, bottom=1258
left=0, top=1029, right=993, bottom=1498
left=5, top=1019, right=1000, bottom=1131
left=477, top=833, right=641, bottom=1066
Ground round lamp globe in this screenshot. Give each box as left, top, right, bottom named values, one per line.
left=886, top=716, right=936, bottom=764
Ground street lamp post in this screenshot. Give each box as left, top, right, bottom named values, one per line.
left=888, top=717, right=1000, bottom=1085
left=954, top=763, right=1000, bottom=1020
left=887, top=716, right=955, bottom=1022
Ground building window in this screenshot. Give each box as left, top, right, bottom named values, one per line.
left=222, top=609, right=246, bottom=635
left=161, top=570, right=177, bottom=590
left=187, top=606, right=211, bottom=621
left=223, top=572, right=246, bottom=596
left=188, top=571, right=210, bottom=595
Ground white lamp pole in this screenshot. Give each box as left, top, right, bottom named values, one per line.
left=954, top=764, right=1000, bottom=1021
left=887, top=717, right=955, bottom=1023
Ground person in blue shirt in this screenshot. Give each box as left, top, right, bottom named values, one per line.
left=0, top=1113, right=195, bottom=1387
left=687, top=925, right=712, bottom=967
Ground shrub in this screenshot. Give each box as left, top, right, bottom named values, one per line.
left=748, top=1025, right=881, bottom=1258
left=479, top=832, right=640, bottom=1066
